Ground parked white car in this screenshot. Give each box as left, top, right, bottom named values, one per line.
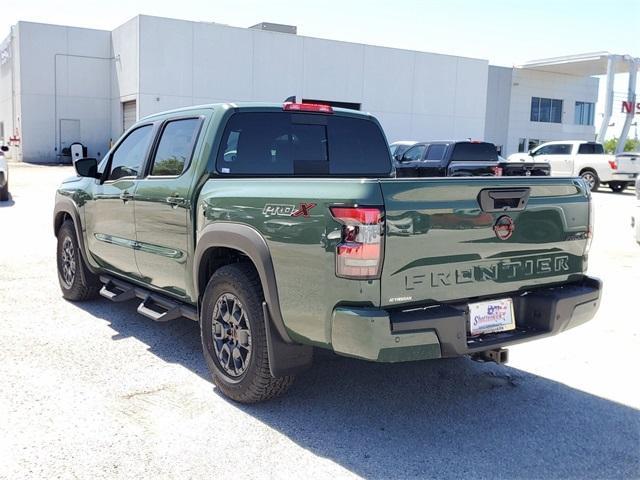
left=0, top=145, right=9, bottom=201
left=508, top=141, right=629, bottom=192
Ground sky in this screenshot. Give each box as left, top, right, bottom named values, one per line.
left=2, top=0, right=639, bottom=137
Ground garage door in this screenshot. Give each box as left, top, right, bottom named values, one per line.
left=122, top=101, right=137, bottom=132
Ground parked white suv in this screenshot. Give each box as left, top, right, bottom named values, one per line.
left=0, top=145, right=9, bottom=201
left=508, top=141, right=626, bottom=192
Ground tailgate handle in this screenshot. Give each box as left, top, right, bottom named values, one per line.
left=478, top=188, right=530, bottom=212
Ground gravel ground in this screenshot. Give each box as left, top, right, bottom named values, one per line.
left=0, top=164, right=638, bottom=479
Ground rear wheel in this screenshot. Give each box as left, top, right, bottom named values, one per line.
left=200, top=263, right=294, bottom=403
left=580, top=169, right=600, bottom=192
left=56, top=220, right=101, bottom=301
left=609, top=181, right=627, bottom=193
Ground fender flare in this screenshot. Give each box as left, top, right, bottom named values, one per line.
left=53, top=197, right=98, bottom=274
left=193, top=222, right=293, bottom=344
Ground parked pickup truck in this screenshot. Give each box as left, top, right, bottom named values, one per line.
left=498, top=155, right=550, bottom=177
left=54, top=102, right=602, bottom=403
left=508, top=140, right=630, bottom=192
left=393, top=140, right=501, bottom=177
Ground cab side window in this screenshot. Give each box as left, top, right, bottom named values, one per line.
left=535, top=144, right=571, bottom=155
left=150, top=118, right=201, bottom=176
left=107, top=125, right=153, bottom=181
left=402, top=145, right=425, bottom=162
left=425, top=144, right=447, bottom=161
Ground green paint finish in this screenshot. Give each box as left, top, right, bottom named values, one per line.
left=331, top=307, right=441, bottom=362
left=197, top=178, right=384, bottom=346
left=379, top=177, right=590, bottom=307
left=55, top=102, right=596, bottom=360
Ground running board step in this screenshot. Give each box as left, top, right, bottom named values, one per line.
left=137, top=296, right=182, bottom=323
left=100, top=280, right=136, bottom=302
left=99, top=275, right=197, bottom=322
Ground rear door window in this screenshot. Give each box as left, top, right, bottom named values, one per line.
left=578, top=143, right=604, bottom=154
left=425, top=144, right=447, bottom=161
left=216, top=112, right=391, bottom=176
left=150, top=118, right=201, bottom=176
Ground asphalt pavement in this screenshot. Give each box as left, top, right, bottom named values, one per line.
left=0, top=164, right=638, bottom=479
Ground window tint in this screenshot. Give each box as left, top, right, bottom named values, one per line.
left=217, top=112, right=391, bottom=176
left=536, top=144, right=572, bottom=155
left=450, top=142, right=498, bottom=161
left=577, top=143, right=604, bottom=154
left=530, top=97, right=563, bottom=123
left=108, top=125, right=153, bottom=181
left=150, top=118, right=200, bottom=176
left=391, top=144, right=413, bottom=158
left=575, top=101, right=595, bottom=126
left=425, top=144, right=447, bottom=161
left=401, top=145, right=425, bottom=162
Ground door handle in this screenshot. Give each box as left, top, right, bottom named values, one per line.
left=166, top=195, right=187, bottom=208
left=119, top=191, right=133, bottom=202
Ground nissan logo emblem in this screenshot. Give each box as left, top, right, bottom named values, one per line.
left=494, top=215, right=514, bottom=240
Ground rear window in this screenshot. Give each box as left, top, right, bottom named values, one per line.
left=450, top=142, right=498, bottom=162
left=577, top=143, right=604, bottom=154
left=216, top=112, right=391, bottom=176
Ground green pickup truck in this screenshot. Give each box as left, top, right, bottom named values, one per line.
left=54, top=102, right=602, bottom=403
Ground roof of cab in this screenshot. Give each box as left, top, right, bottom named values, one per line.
left=140, top=102, right=372, bottom=122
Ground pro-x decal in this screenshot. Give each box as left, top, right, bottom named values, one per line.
left=263, top=203, right=316, bottom=218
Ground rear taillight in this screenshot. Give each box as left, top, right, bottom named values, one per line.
left=585, top=196, right=594, bottom=254
left=608, top=159, right=617, bottom=170
left=330, top=206, right=384, bottom=279
left=492, top=166, right=503, bottom=176
left=283, top=102, right=334, bottom=113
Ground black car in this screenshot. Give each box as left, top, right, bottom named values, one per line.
left=393, top=140, right=500, bottom=177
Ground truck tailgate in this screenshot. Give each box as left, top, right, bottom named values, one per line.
left=379, top=177, right=590, bottom=307
left=617, top=153, right=640, bottom=174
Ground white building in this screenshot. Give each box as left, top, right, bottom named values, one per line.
left=0, top=16, right=611, bottom=163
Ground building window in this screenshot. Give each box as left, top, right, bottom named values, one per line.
left=574, top=101, right=595, bottom=126
left=530, top=97, right=562, bottom=123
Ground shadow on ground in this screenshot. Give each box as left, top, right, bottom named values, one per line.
left=75, top=298, right=639, bottom=479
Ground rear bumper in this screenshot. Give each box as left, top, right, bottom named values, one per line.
left=611, top=172, right=637, bottom=181
left=330, top=276, right=602, bottom=362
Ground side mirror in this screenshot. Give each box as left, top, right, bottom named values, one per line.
left=394, top=154, right=403, bottom=162
left=0, top=146, right=8, bottom=152
left=74, top=157, right=99, bottom=178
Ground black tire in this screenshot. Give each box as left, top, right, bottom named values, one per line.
left=609, top=181, right=627, bottom=193
left=0, top=181, right=8, bottom=201
left=580, top=169, right=600, bottom=192
left=200, top=263, right=294, bottom=403
left=56, top=220, right=101, bottom=301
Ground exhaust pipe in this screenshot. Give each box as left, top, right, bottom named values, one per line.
left=471, top=348, right=509, bottom=365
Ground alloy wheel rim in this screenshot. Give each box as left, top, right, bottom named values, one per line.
left=211, top=293, right=252, bottom=378
left=582, top=172, right=595, bottom=189
left=60, top=237, right=76, bottom=288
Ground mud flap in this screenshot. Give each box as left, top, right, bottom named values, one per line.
left=263, top=302, right=313, bottom=378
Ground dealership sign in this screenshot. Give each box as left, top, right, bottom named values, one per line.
left=621, top=101, right=640, bottom=114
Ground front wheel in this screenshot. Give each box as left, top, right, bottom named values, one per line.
left=200, top=263, right=294, bottom=403
left=609, top=181, right=627, bottom=193
left=580, top=170, right=600, bottom=192
left=56, top=220, right=101, bottom=301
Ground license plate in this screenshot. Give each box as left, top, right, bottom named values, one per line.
left=468, top=298, right=516, bottom=335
